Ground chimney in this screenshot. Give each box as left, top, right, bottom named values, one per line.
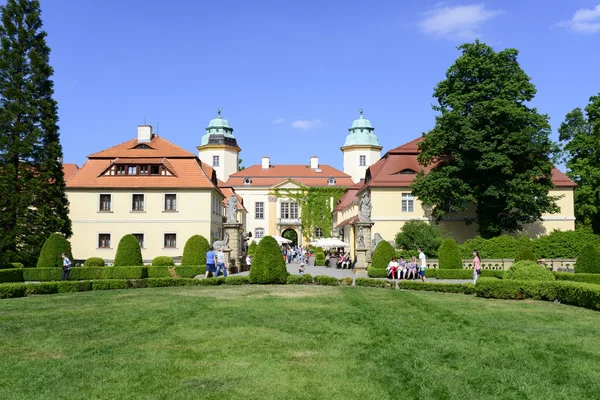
left=310, top=156, right=319, bottom=169
left=261, top=156, right=270, bottom=169
left=137, top=125, right=152, bottom=143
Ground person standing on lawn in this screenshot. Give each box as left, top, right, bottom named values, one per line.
left=61, top=253, right=72, bottom=281
left=215, top=247, right=227, bottom=277
left=205, top=247, right=217, bottom=278
left=418, top=247, right=427, bottom=282
left=473, top=250, right=482, bottom=284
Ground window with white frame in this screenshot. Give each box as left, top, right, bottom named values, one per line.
left=98, top=233, right=111, bottom=248
left=255, top=202, right=264, bottom=219
left=133, top=233, right=144, bottom=248
left=290, top=203, right=298, bottom=219
left=402, top=193, right=414, bottom=212
left=315, top=227, right=323, bottom=237
left=359, top=155, right=366, bottom=166
left=132, top=194, right=144, bottom=211
left=164, top=233, right=177, bottom=248
left=280, top=202, right=289, bottom=219
left=164, top=194, right=177, bottom=211
left=213, top=155, right=220, bottom=167
left=255, top=228, right=264, bottom=238
left=99, top=194, right=112, bottom=212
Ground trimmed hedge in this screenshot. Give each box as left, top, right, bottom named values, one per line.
left=152, top=256, right=174, bottom=266
left=372, top=241, right=395, bottom=269
left=504, top=261, right=555, bottom=282
left=0, top=283, right=27, bottom=299
left=249, top=236, right=288, bottom=284
left=181, top=235, right=209, bottom=266
left=175, top=266, right=206, bottom=278
left=314, top=275, right=340, bottom=286
left=574, top=243, right=600, bottom=274
left=514, top=247, right=537, bottom=263
left=399, top=280, right=475, bottom=294
left=355, top=278, right=391, bottom=288
left=247, top=241, right=258, bottom=256
left=286, top=275, right=313, bottom=285
left=37, top=233, right=73, bottom=268
left=0, top=269, right=24, bottom=283
left=553, top=272, right=600, bottom=286
left=438, top=239, right=462, bottom=269
left=147, top=266, right=172, bottom=278
left=475, top=278, right=558, bottom=300
left=22, top=267, right=146, bottom=281
left=83, top=257, right=105, bottom=267
left=113, top=235, right=143, bottom=267
left=314, top=249, right=326, bottom=267
left=367, top=267, right=387, bottom=278
left=433, top=269, right=473, bottom=279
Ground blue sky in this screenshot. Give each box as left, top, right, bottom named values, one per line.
left=23, top=1, right=600, bottom=170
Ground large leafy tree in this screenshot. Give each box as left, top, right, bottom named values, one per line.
left=411, top=41, right=559, bottom=238
left=0, top=0, right=71, bottom=266
left=558, top=94, right=600, bottom=233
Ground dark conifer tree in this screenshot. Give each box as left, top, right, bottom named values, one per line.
left=0, top=0, right=71, bottom=266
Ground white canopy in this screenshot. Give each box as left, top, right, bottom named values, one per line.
left=250, top=236, right=292, bottom=246
left=311, top=238, right=349, bottom=248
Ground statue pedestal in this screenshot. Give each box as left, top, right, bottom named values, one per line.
left=223, top=223, right=242, bottom=272
left=222, top=249, right=233, bottom=275
left=354, top=221, right=374, bottom=263
left=355, top=248, right=368, bottom=276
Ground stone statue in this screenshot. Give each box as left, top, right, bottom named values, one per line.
left=226, top=195, right=238, bottom=223
left=372, top=233, right=383, bottom=251
left=358, top=191, right=372, bottom=222
left=357, top=226, right=365, bottom=248
left=213, top=232, right=230, bottom=250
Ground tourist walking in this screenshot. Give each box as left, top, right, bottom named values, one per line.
left=418, top=247, right=427, bottom=282
left=61, top=253, right=72, bottom=281
left=473, top=250, right=481, bottom=284
left=246, top=254, right=252, bottom=270
left=215, top=247, right=228, bottom=277
left=205, top=246, right=217, bottom=278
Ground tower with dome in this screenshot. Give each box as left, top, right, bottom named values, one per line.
left=197, top=109, right=241, bottom=182
left=341, top=109, right=382, bottom=183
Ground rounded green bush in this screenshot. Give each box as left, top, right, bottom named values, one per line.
left=514, top=247, right=537, bottom=263
left=247, top=241, right=258, bottom=256
left=37, top=233, right=74, bottom=268
left=249, top=236, right=288, bottom=284
left=314, top=249, right=326, bottom=266
left=372, top=240, right=395, bottom=269
left=181, top=235, right=209, bottom=266
left=574, top=243, right=600, bottom=274
left=113, top=234, right=143, bottom=267
left=152, top=256, right=174, bottom=266
left=504, top=261, right=555, bottom=282
left=438, top=239, right=463, bottom=269
left=83, top=257, right=105, bottom=267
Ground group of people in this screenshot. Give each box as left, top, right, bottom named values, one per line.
left=281, top=245, right=310, bottom=264
left=204, top=246, right=228, bottom=278
left=325, top=252, right=353, bottom=269
left=386, top=248, right=428, bottom=281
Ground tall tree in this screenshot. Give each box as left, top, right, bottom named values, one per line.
left=558, top=94, right=600, bottom=233
left=0, top=0, right=71, bottom=266
left=411, top=41, right=559, bottom=238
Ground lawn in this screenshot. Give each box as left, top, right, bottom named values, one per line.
left=1, top=285, right=600, bottom=399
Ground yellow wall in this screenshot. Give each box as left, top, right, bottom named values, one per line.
left=342, top=186, right=575, bottom=245
left=67, top=189, right=223, bottom=262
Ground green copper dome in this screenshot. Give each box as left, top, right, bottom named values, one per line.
left=344, top=109, right=380, bottom=147
left=200, top=109, right=238, bottom=147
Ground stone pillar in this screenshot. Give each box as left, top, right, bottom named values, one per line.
left=223, top=223, right=242, bottom=273
left=353, top=221, right=374, bottom=275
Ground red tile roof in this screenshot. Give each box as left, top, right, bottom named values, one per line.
left=220, top=187, right=247, bottom=211
left=88, top=135, right=196, bottom=159
left=226, top=164, right=354, bottom=187
left=360, top=136, right=575, bottom=190
left=62, top=164, right=79, bottom=182
left=66, top=134, right=219, bottom=190
left=336, top=215, right=358, bottom=228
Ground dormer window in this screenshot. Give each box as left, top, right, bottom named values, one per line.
left=244, top=177, right=252, bottom=185
left=399, top=169, right=417, bottom=174
left=328, top=177, right=336, bottom=186
left=134, top=144, right=152, bottom=150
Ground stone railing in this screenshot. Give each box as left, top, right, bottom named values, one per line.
left=426, top=259, right=577, bottom=272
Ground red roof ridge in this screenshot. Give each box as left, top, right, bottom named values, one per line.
left=388, top=136, right=423, bottom=154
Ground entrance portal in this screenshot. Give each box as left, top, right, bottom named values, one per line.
left=281, top=228, right=298, bottom=246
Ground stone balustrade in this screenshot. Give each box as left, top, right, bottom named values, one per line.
left=425, top=259, right=577, bottom=272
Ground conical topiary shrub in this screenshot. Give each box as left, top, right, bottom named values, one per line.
left=438, top=239, right=463, bottom=269
left=314, top=248, right=326, bottom=266
left=181, top=235, right=209, bottom=265
left=113, top=234, right=143, bottom=266
left=37, top=233, right=74, bottom=268
left=248, top=241, right=258, bottom=256
left=575, top=243, right=600, bottom=274
left=249, top=236, right=288, bottom=284
left=372, top=240, right=395, bottom=269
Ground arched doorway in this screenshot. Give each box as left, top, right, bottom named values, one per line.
left=282, top=228, right=298, bottom=246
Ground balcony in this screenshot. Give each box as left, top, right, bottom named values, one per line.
left=277, top=217, right=300, bottom=226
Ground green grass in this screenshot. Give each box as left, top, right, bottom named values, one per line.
left=1, top=285, right=600, bottom=399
